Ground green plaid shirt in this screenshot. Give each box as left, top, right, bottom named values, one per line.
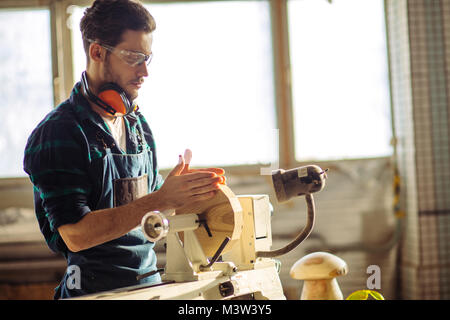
left=23, top=82, right=163, bottom=254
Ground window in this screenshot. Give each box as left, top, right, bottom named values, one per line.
left=69, top=1, right=277, bottom=169
left=0, top=1, right=395, bottom=177
left=0, top=9, right=53, bottom=177
left=288, top=0, right=392, bottom=161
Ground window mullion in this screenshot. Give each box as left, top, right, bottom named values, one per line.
left=50, top=0, right=73, bottom=106
left=270, top=0, right=295, bottom=169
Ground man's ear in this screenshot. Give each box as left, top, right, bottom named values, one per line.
left=89, top=43, right=105, bottom=63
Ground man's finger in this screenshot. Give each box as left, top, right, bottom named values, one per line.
left=167, top=155, right=185, bottom=177
left=188, top=167, right=225, bottom=175
left=184, top=149, right=192, bottom=165
left=181, top=149, right=192, bottom=175
left=187, top=176, right=222, bottom=189
left=189, top=182, right=221, bottom=196
left=182, top=171, right=218, bottom=182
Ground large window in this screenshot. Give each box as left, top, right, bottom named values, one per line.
left=288, top=0, right=392, bottom=161
left=69, top=1, right=277, bottom=169
left=0, top=9, right=53, bottom=177
left=0, top=0, right=394, bottom=178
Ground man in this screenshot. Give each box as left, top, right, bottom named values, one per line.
left=23, top=0, right=224, bottom=299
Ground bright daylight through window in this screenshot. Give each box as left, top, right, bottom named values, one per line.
left=69, top=1, right=277, bottom=169
left=0, top=9, right=53, bottom=177
left=0, top=1, right=393, bottom=178
left=288, top=0, right=393, bottom=161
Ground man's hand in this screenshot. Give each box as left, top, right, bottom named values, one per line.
left=155, top=151, right=225, bottom=210
left=180, top=149, right=227, bottom=185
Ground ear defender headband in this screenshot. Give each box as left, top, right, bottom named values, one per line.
left=81, top=71, right=138, bottom=116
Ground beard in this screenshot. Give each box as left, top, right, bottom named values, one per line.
left=103, top=56, right=136, bottom=102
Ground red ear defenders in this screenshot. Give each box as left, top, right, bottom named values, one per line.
left=81, top=71, right=137, bottom=116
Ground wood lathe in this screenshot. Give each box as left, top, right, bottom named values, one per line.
left=70, top=165, right=328, bottom=300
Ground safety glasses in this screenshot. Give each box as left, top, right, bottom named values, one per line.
left=87, top=38, right=153, bottom=67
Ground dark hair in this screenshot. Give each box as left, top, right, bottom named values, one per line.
left=80, top=0, right=156, bottom=62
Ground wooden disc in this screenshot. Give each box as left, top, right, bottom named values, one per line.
left=175, top=184, right=243, bottom=257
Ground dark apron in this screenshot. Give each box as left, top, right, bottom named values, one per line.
left=56, top=143, right=161, bottom=299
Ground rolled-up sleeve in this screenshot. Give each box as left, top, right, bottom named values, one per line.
left=24, top=117, right=92, bottom=232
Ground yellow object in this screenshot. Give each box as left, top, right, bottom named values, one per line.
left=346, top=290, right=385, bottom=300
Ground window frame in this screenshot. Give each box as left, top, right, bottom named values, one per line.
left=0, top=0, right=393, bottom=181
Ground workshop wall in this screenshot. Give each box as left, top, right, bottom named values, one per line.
left=223, top=157, right=397, bottom=300
left=0, top=158, right=397, bottom=300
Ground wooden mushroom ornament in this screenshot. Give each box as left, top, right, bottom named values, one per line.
left=290, top=252, right=348, bottom=300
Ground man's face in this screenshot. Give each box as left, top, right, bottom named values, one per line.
left=102, top=30, right=153, bottom=101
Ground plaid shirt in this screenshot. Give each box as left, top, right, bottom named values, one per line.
left=23, top=82, right=163, bottom=254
